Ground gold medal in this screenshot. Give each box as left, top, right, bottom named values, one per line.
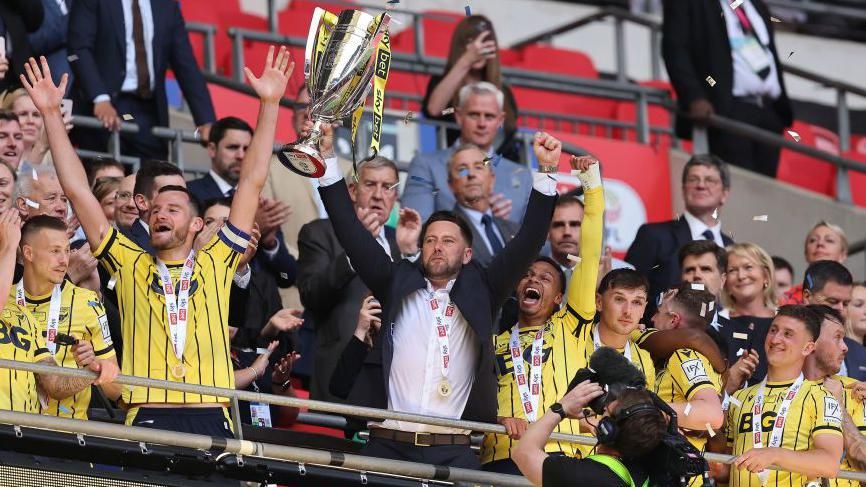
left=171, top=363, right=186, bottom=378
left=438, top=378, right=451, bottom=397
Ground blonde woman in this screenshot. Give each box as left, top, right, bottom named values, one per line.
left=722, top=242, right=777, bottom=384
left=781, top=221, right=849, bottom=305
left=1, top=88, right=73, bottom=165
left=844, top=282, right=866, bottom=381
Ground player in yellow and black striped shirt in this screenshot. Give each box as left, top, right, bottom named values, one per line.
left=724, top=305, right=843, bottom=486
left=650, top=283, right=723, bottom=486
left=21, top=48, right=294, bottom=435
left=0, top=208, right=109, bottom=413
left=482, top=157, right=604, bottom=474
left=14, top=215, right=120, bottom=419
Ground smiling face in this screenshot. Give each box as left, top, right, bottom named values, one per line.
left=114, top=174, right=139, bottom=229
left=682, top=164, right=728, bottom=216
left=516, top=260, right=563, bottom=320
left=18, top=174, right=68, bottom=221
left=805, top=225, right=847, bottom=263
left=421, top=220, right=472, bottom=282
left=11, top=95, right=43, bottom=149
left=765, top=315, right=815, bottom=369
left=597, top=286, right=648, bottom=336
left=148, top=190, right=202, bottom=251
left=22, top=227, right=69, bottom=285
left=0, top=119, right=24, bottom=169
left=448, top=147, right=494, bottom=210
left=725, top=253, right=768, bottom=307
left=848, top=285, right=866, bottom=340
left=455, top=92, right=504, bottom=150
left=349, top=165, right=399, bottom=227
left=0, top=162, right=13, bottom=210
left=812, top=317, right=848, bottom=376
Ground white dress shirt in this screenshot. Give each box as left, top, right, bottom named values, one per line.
left=459, top=205, right=504, bottom=255
left=308, top=178, right=329, bottom=219
left=208, top=170, right=234, bottom=196
left=683, top=211, right=724, bottom=247
left=719, top=0, right=782, bottom=99
left=95, top=0, right=155, bottom=103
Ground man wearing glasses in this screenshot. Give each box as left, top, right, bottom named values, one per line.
left=296, top=156, right=422, bottom=402
left=626, top=154, right=735, bottom=319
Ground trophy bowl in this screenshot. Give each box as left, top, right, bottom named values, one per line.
left=278, top=8, right=390, bottom=178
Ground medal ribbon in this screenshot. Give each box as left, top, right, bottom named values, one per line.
left=751, top=373, right=804, bottom=449
left=509, top=324, right=545, bottom=422
left=430, top=292, right=454, bottom=380
left=17, top=281, right=62, bottom=355
left=592, top=325, right=632, bottom=363
left=156, top=251, right=196, bottom=361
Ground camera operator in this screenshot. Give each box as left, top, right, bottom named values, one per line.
left=513, top=380, right=667, bottom=486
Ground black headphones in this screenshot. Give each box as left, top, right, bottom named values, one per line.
left=596, top=390, right=676, bottom=446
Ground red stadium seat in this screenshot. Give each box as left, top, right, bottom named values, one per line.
left=207, top=83, right=298, bottom=143
left=389, top=10, right=464, bottom=59
left=613, top=80, right=676, bottom=146
left=511, top=44, right=599, bottom=79
left=842, top=150, right=866, bottom=208
left=512, top=86, right=618, bottom=135
left=385, top=71, right=430, bottom=111
left=776, top=121, right=839, bottom=198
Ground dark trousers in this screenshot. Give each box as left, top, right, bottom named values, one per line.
left=483, top=458, right=522, bottom=475
left=361, top=437, right=481, bottom=470
left=709, top=98, right=785, bottom=178
left=73, top=93, right=168, bottom=161
left=131, top=407, right=234, bottom=438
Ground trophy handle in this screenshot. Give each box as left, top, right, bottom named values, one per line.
left=304, top=8, right=327, bottom=93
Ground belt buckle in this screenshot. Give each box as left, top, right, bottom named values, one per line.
left=414, top=432, right=432, bottom=447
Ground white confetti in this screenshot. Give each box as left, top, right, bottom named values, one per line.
left=441, top=107, right=455, bottom=116
left=32, top=167, right=38, bottom=181
left=736, top=348, right=745, bottom=357
left=700, top=302, right=707, bottom=317
left=67, top=54, right=79, bottom=62
left=712, top=208, right=718, bottom=220
left=729, top=395, right=742, bottom=407
left=570, top=170, right=581, bottom=176
left=279, top=272, right=288, bottom=279
left=706, top=423, right=716, bottom=437
left=122, top=114, right=134, bottom=121
left=752, top=214, right=768, bottom=222
left=733, top=332, right=748, bottom=340
left=402, top=112, right=414, bottom=124
left=758, top=469, right=770, bottom=486
left=691, top=282, right=705, bottom=291
left=787, top=130, right=801, bottom=142
left=567, top=254, right=582, bottom=264
left=24, top=198, right=39, bottom=209
left=730, top=0, right=744, bottom=9
left=107, top=276, right=117, bottom=290
left=684, top=402, right=692, bottom=416
left=708, top=301, right=715, bottom=311
left=388, top=181, right=401, bottom=191
left=705, top=76, right=716, bottom=87
left=770, top=17, right=781, bottom=23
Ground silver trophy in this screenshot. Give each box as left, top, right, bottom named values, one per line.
left=278, top=8, right=390, bottom=178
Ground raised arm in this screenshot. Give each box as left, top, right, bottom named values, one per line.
left=229, top=46, right=294, bottom=235
left=0, top=210, right=21, bottom=312
left=565, top=156, right=604, bottom=320
left=20, top=57, right=110, bottom=250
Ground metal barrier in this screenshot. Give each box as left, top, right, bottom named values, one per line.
left=3, top=359, right=866, bottom=483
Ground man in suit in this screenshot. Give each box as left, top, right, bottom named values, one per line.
left=29, top=0, right=72, bottom=89
left=626, top=154, right=734, bottom=318
left=663, top=0, right=792, bottom=177
left=325, top=127, right=560, bottom=468
left=402, top=81, right=532, bottom=224
left=297, top=156, right=417, bottom=402
left=123, top=160, right=185, bottom=252
left=68, top=0, right=215, bottom=160
left=448, top=143, right=518, bottom=267
left=188, top=116, right=295, bottom=288
left=0, top=0, right=43, bottom=92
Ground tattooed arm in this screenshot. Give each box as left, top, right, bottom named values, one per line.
left=36, top=358, right=95, bottom=400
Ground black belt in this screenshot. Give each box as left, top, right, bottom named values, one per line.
left=734, top=95, right=775, bottom=108
left=369, top=428, right=471, bottom=447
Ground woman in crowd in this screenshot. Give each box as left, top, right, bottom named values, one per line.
left=722, top=242, right=777, bottom=384
left=421, top=15, right=520, bottom=161
left=844, top=282, right=866, bottom=381
left=781, top=221, right=848, bottom=305
left=2, top=88, right=73, bottom=166
left=92, top=176, right=121, bottom=225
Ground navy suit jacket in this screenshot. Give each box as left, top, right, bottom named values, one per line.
left=122, top=218, right=153, bottom=254
left=68, top=0, right=215, bottom=127
left=625, top=216, right=733, bottom=317
left=324, top=180, right=556, bottom=422
left=188, top=173, right=297, bottom=288
left=452, top=205, right=519, bottom=268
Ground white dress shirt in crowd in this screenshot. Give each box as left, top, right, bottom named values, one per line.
left=684, top=210, right=724, bottom=247
left=459, top=205, right=504, bottom=255
left=719, top=0, right=782, bottom=99
left=94, top=0, right=155, bottom=103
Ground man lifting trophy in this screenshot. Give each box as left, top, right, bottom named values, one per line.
left=278, top=7, right=391, bottom=177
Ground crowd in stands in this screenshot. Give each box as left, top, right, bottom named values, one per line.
left=0, top=0, right=864, bottom=486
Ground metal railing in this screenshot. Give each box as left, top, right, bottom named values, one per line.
left=1, top=359, right=865, bottom=483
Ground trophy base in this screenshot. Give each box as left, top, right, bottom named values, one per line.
left=277, top=145, right=326, bottom=178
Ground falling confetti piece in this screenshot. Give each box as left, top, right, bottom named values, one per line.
left=691, top=282, right=705, bottom=291
left=651, top=264, right=660, bottom=270
left=567, top=254, right=582, bottom=264
left=122, top=114, right=134, bottom=121
left=709, top=301, right=715, bottom=311
left=752, top=214, right=768, bottom=222
left=684, top=403, right=692, bottom=416
left=387, top=0, right=399, bottom=3
left=736, top=348, right=745, bottom=357
left=787, top=51, right=794, bottom=59
left=402, top=112, right=414, bottom=124
left=441, top=107, right=455, bottom=115
left=32, top=167, right=38, bottom=181
left=67, top=54, right=79, bottom=62
left=706, top=423, right=716, bottom=437
left=24, top=198, right=39, bottom=209
left=770, top=17, right=781, bottom=22
left=279, top=272, right=288, bottom=279
left=729, top=396, right=742, bottom=407
left=700, top=302, right=707, bottom=317
left=758, top=470, right=770, bottom=486
left=730, top=0, right=743, bottom=9
left=387, top=181, right=400, bottom=191
left=733, top=332, right=748, bottom=340
left=748, top=322, right=755, bottom=331
left=712, top=208, right=718, bottom=220
left=705, top=76, right=716, bottom=87
left=107, top=276, right=117, bottom=290
left=787, top=130, right=801, bottom=142
left=806, top=273, right=813, bottom=289
left=464, top=3, right=471, bottom=15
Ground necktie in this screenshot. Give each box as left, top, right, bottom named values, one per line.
left=132, top=0, right=152, bottom=98
left=702, top=229, right=715, bottom=242
left=225, top=187, right=236, bottom=198
left=481, top=214, right=504, bottom=254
